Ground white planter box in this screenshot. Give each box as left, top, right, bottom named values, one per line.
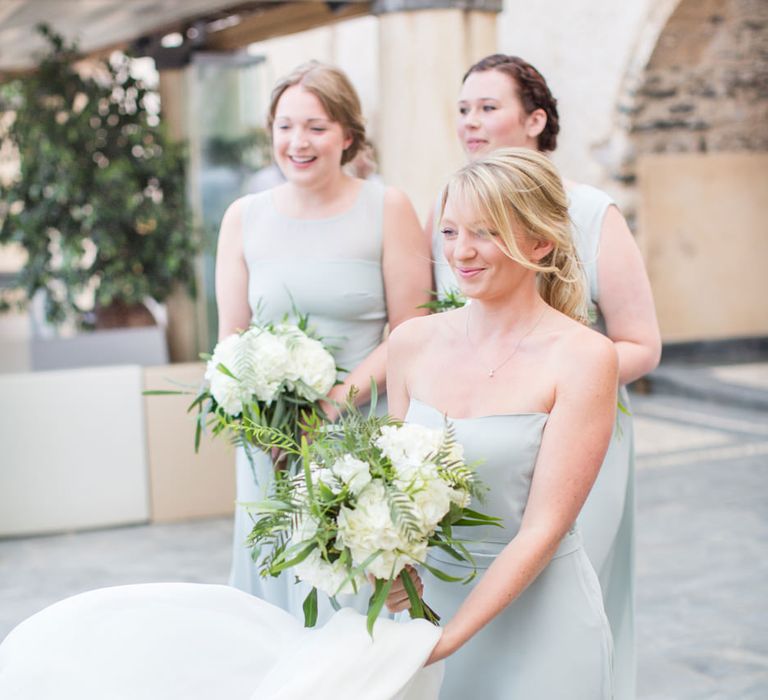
left=31, top=326, right=168, bottom=371
left=0, top=366, right=150, bottom=536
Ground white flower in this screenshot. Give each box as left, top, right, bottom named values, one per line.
left=290, top=335, right=337, bottom=399
left=331, top=455, right=372, bottom=495
left=362, top=541, right=428, bottom=580
left=208, top=374, right=247, bottom=415
left=375, top=424, right=444, bottom=479
left=206, top=328, right=294, bottom=410
left=411, top=478, right=453, bottom=533
left=336, top=480, right=428, bottom=579
left=449, top=486, right=472, bottom=509
left=273, top=324, right=336, bottom=399
left=294, top=548, right=365, bottom=596
left=205, top=334, right=249, bottom=415
left=337, top=480, right=401, bottom=553
left=240, top=327, right=291, bottom=402
left=288, top=514, right=364, bottom=595
left=312, top=465, right=342, bottom=494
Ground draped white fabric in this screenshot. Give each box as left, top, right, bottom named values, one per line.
left=0, top=583, right=443, bottom=700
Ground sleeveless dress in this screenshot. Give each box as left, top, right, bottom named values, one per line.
left=432, top=183, right=635, bottom=699
left=406, top=399, right=613, bottom=699
left=229, top=180, right=388, bottom=622
left=0, top=583, right=444, bottom=699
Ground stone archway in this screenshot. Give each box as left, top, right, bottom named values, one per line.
left=617, top=0, right=768, bottom=343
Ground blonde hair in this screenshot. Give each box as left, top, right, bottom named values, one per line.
left=440, top=148, right=588, bottom=322
left=267, top=61, right=366, bottom=166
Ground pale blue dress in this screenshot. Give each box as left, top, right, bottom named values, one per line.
left=407, top=399, right=613, bottom=699
left=432, top=183, right=635, bottom=698
left=229, top=180, right=388, bottom=622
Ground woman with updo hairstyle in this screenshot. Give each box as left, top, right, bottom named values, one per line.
left=386, top=147, right=616, bottom=698
left=216, top=61, right=431, bottom=620
left=427, top=54, right=660, bottom=699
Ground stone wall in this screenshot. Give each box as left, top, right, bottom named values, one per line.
left=625, top=0, right=768, bottom=170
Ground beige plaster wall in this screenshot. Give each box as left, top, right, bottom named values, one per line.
left=143, top=363, right=235, bottom=522
left=637, top=152, right=768, bottom=342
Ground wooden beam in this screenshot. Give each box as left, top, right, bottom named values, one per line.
left=203, top=1, right=373, bottom=51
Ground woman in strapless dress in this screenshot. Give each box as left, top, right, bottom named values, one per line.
left=387, top=148, right=617, bottom=698
left=427, top=54, right=662, bottom=698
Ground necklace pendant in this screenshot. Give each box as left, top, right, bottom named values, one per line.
left=488, top=369, right=495, bottom=378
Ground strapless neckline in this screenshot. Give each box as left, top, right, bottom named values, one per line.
left=409, top=397, right=549, bottom=422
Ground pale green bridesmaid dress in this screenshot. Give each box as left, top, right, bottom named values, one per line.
left=229, top=180, right=388, bottom=623
left=407, top=399, right=613, bottom=699
left=432, top=182, right=635, bottom=698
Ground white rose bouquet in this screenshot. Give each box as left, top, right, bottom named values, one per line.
left=146, top=310, right=339, bottom=465
left=243, top=392, right=501, bottom=634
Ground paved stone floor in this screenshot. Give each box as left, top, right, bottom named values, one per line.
left=1, top=390, right=766, bottom=698
left=631, top=393, right=768, bottom=699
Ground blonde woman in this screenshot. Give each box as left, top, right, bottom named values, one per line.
left=428, top=54, right=661, bottom=698
left=387, top=148, right=616, bottom=698
left=215, top=62, right=431, bottom=616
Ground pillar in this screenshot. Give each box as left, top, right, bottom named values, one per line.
left=375, top=0, right=501, bottom=220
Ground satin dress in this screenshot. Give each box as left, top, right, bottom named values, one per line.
left=407, top=399, right=613, bottom=699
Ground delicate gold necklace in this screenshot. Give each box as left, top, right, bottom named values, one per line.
left=465, top=305, right=548, bottom=378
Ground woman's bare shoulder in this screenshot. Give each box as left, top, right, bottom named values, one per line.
left=551, top=317, right=617, bottom=382
left=389, top=309, right=458, bottom=348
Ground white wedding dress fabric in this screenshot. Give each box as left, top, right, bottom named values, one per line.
left=0, top=583, right=443, bottom=700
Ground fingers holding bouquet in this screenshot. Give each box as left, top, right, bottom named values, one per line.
left=383, top=565, right=424, bottom=614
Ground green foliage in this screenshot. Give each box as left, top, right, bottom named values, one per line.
left=0, top=24, right=199, bottom=327
left=419, top=287, right=467, bottom=313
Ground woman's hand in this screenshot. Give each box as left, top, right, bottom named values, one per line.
left=382, top=565, right=424, bottom=613
left=270, top=447, right=289, bottom=470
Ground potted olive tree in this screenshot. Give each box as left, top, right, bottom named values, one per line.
left=0, top=25, right=198, bottom=369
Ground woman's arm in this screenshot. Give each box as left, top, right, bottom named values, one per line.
left=597, top=206, right=662, bottom=384
left=382, top=187, right=433, bottom=328
left=427, top=332, right=619, bottom=663
left=214, top=198, right=252, bottom=340
left=323, top=188, right=431, bottom=416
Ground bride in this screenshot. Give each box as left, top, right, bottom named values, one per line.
left=0, top=149, right=617, bottom=699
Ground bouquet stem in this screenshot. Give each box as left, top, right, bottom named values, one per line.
left=400, top=569, right=440, bottom=625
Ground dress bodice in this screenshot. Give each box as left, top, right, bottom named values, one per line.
left=406, top=399, right=548, bottom=552
left=241, top=180, right=387, bottom=372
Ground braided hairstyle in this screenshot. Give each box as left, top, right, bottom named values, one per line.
left=463, top=55, right=560, bottom=153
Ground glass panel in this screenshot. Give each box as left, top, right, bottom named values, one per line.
left=188, top=51, right=271, bottom=350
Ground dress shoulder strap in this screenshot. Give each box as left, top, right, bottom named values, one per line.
left=568, top=184, right=615, bottom=304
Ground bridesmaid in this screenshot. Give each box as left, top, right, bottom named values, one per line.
left=429, top=53, right=661, bottom=698
left=215, top=61, right=431, bottom=617
left=387, top=148, right=617, bottom=698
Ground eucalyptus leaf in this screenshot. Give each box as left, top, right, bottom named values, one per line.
left=302, top=587, right=318, bottom=628
left=366, top=578, right=393, bottom=637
